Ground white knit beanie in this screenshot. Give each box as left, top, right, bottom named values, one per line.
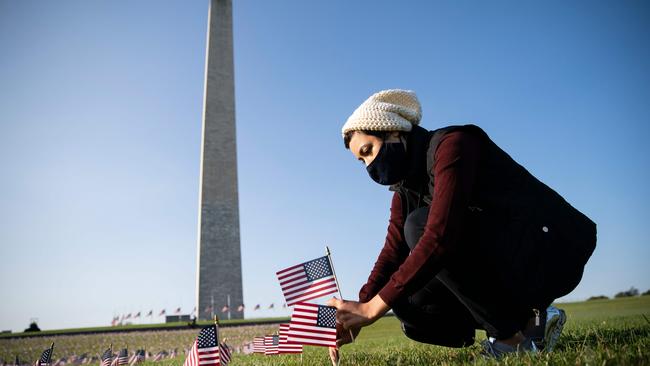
left=341, top=89, right=422, bottom=138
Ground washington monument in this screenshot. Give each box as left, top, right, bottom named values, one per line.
left=195, top=0, right=243, bottom=320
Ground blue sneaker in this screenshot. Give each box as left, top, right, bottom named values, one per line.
left=543, top=306, right=566, bottom=352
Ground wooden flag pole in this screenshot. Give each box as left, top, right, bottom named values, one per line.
left=325, top=246, right=355, bottom=343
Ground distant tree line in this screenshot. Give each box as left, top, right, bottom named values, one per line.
left=587, top=287, right=650, bottom=301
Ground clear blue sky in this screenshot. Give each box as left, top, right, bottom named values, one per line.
left=1, top=0, right=648, bottom=332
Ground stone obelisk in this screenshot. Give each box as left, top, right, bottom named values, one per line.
left=195, top=0, right=243, bottom=320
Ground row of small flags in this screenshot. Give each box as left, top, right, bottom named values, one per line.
left=244, top=322, right=304, bottom=356
left=31, top=346, right=156, bottom=366
left=206, top=303, right=287, bottom=313
left=23, top=345, right=180, bottom=366
left=112, top=304, right=291, bottom=324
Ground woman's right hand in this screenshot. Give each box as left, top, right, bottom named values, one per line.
left=336, top=324, right=361, bottom=348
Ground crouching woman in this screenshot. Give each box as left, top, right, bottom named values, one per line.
left=327, top=89, right=596, bottom=357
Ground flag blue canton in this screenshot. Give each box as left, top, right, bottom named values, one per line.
left=197, top=325, right=218, bottom=349
left=317, top=305, right=337, bottom=329
left=101, top=348, right=112, bottom=361
left=303, top=256, right=333, bottom=281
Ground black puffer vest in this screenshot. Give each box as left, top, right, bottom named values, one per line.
left=390, top=124, right=597, bottom=305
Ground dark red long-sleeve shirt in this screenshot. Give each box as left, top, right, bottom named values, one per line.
left=358, top=131, right=482, bottom=306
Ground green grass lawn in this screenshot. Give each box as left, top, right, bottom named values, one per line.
left=2, top=296, right=649, bottom=365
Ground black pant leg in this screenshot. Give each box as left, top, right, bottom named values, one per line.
left=392, top=277, right=478, bottom=347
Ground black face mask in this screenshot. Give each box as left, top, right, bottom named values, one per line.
left=366, top=141, right=408, bottom=185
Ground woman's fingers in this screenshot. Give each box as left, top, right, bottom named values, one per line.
left=326, top=297, right=343, bottom=308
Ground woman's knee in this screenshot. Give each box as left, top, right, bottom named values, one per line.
left=404, top=207, right=429, bottom=250
left=400, top=321, right=475, bottom=348
left=393, top=298, right=475, bottom=348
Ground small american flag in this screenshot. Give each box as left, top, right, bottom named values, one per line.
left=116, top=349, right=128, bottom=366
left=129, top=350, right=145, bottom=366
left=175, top=307, right=182, bottom=314
left=252, top=337, right=265, bottom=354
left=276, top=256, right=338, bottom=306
left=38, top=345, right=54, bottom=366
left=236, top=304, right=244, bottom=312
left=220, top=305, right=229, bottom=313
left=278, top=323, right=303, bottom=354
left=151, top=352, right=165, bottom=362
left=287, top=303, right=337, bottom=347
left=183, top=325, right=220, bottom=366
left=263, top=335, right=279, bottom=355
left=218, top=343, right=231, bottom=366
left=159, top=309, right=166, bottom=316
left=99, top=348, right=112, bottom=366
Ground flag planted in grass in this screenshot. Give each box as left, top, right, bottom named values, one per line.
left=287, top=303, right=337, bottom=347
left=276, top=256, right=339, bottom=306
left=38, top=345, right=54, bottom=366
left=218, top=342, right=231, bottom=366
left=252, top=337, right=265, bottom=354
left=278, top=323, right=303, bottom=354
left=184, top=325, right=221, bottom=366
left=100, top=348, right=112, bottom=366
left=263, top=335, right=279, bottom=355
left=129, top=350, right=145, bottom=366
left=116, top=349, right=128, bottom=366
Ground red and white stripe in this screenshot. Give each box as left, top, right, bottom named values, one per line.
left=278, top=323, right=303, bottom=354
left=252, top=337, right=265, bottom=354
left=276, top=262, right=338, bottom=306
left=218, top=344, right=231, bottom=365
left=184, top=341, right=220, bottom=366
left=287, top=303, right=337, bottom=347
left=198, top=345, right=220, bottom=366
left=183, top=342, right=197, bottom=366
